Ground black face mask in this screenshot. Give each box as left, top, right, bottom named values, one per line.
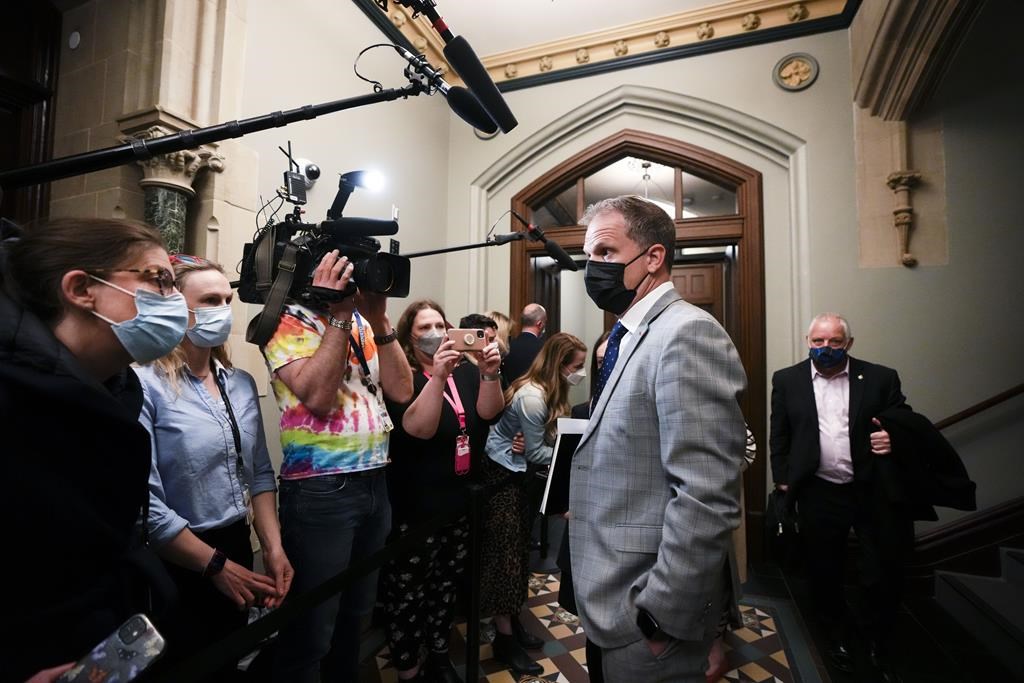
left=584, top=249, right=649, bottom=315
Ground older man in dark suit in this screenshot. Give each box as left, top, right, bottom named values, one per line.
left=770, top=313, right=911, bottom=683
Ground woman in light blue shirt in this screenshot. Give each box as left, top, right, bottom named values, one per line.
left=479, top=332, right=586, bottom=676
left=137, top=255, right=292, bottom=679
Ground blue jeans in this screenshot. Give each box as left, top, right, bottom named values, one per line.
left=272, top=472, right=391, bottom=683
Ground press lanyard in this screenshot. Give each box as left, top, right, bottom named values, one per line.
left=212, top=368, right=252, bottom=521
left=347, top=312, right=378, bottom=395
left=423, top=371, right=471, bottom=475
left=422, top=372, right=467, bottom=432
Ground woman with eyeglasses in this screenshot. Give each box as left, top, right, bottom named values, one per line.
left=135, top=255, right=292, bottom=680
left=0, top=218, right=188, bottom=682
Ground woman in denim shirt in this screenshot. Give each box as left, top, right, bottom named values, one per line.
left=137, top=255, right=292, bottom=679
left=479, top=332, right=586, bottom=677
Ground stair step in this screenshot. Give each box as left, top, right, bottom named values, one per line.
left=1004, top=548, right=1024, bottom=586
left=935, top=571, right=1024, bottom=680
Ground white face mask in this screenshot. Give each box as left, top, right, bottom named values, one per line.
left=414, top=329, right=445, bottom=357
left=186, top=304, right=232, bottom=348
left=565, top=368, right=586, bottom=386
left=89, top=275, right=188, bottom=364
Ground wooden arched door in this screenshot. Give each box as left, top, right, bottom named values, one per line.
left=509, top=129, right=768, bottom=564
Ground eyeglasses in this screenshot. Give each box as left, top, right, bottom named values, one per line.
left=88, top=268, right=176, bottom=296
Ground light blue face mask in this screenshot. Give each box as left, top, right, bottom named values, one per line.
left=90, top=275, right=188, bottom=363
left=186, top=304, right=232, bottom=348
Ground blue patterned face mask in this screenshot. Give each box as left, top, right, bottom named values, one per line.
left=186, top=304, right=233, bottom=348
left=808, top=346, right=848, bottom=369
left=90, top=275, right=188, bottom=363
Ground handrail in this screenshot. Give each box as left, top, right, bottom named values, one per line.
left=934, top=382, right=1024, bottom=430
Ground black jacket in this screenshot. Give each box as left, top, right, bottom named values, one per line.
left=0, top=284, right=156, bottom=681
left=770, top=357, right=909, bottom=499
left=874, top=406, right=977, bottom=521
left=503, top=331, right=543, bottom=383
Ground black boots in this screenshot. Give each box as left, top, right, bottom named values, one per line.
left=511, top=615, right=545, bottom=649
left=492, top=632, right=543, bottom=677
left=423, top=650, right=463, bottom=683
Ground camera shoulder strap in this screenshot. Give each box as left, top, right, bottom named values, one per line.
left=246, top=235, right=300, bottom=347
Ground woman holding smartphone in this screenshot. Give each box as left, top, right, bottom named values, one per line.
left=380, top=300, right=504, bottom=682
left=1, top=218, right=185, bottom=682
left=136, top=255, right=292, bottom=680
left=480, top=332, right=587, bottom=677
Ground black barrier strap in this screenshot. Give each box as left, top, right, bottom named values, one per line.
left=147, top=480, right=506, bottom=683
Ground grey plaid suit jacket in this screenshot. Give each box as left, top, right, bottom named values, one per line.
left=568, top=289, right=747, bottom=648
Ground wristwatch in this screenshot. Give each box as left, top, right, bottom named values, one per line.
left=374, top=329, right=398, bottom=345
left=202, top=548, right=227, bottom=577
left=328, top=316, right=353, bottom=331
left=637, top=608, right=668, bottom=641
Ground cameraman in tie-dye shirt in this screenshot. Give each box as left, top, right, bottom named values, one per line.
left=260, top=250, right=412, bottom=682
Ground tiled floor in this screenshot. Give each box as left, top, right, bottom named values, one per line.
left=371, top=571, right=821, bottom=683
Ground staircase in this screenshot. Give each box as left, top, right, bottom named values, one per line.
left=934, top=547, right=1024, bottom=680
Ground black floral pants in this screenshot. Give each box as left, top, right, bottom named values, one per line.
left=380, top=518, right=469, bottom=671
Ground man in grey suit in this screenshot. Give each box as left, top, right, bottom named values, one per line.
left=568, top=195, right=747, bottom=681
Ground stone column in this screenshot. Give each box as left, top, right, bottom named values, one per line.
left=119, top=126, right=225, bottom=252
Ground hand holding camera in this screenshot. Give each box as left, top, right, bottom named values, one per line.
left=313, top=250, right=356, bottom=321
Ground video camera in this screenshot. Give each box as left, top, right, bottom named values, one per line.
left=238, top=146, right=409, bottom=306
left=237, top=146, right=410, bottom=345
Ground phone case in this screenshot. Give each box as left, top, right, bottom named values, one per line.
left=57, top=614, right=165, bottom=683
left=449, top=328, right=486, bottom=351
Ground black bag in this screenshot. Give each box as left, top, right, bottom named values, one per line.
left=764, top=489, right=801, bottom=569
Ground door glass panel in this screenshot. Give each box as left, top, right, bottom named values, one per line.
left=681, top=170, right=736, bottom=218
left=583, top=156, right=675, bottom=218
left=531, top=182, right=578, bottom=229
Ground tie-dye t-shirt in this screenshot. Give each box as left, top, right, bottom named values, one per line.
left=262, top=304, right=390, bottom=479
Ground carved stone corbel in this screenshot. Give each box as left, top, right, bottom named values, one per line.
left=119, top=125, right=225, bottom=252
left=886, top=170, right=922, bottom=267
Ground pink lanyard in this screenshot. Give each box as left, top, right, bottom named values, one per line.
left=423, top=372, right=467, bottom=433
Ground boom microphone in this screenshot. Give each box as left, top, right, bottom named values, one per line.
left=510, top=210, right=579, bottom=271
left=396, top=1, right=518, bottom=133
left=318, top=217, right=399, bottom=238
left=395, top=46, right=498, bottom=134
left=442, top=36, right=518, bottom=134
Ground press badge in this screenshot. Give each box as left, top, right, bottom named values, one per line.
left=454, top=434, right=471, bottom=475
left=377, top=394, right=395, bottom=432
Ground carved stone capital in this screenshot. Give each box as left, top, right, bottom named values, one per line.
left=885, top=170, right=922, bottom=191
left=119, top=126, right=225, bottom=197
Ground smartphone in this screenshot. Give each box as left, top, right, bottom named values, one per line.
left=449, top=327, right=487, bottom=352
left=57, top=614, right=165, bottom=683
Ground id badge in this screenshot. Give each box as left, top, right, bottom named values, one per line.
left=454, top=434, right=471, bottom=475
left=377, top=395, right=394, bottom=432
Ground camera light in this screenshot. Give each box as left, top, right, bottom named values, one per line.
left=340, top=169, right=386, bottom=193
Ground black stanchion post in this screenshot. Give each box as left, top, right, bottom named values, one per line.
left=464, top=483, right=483, bottom=682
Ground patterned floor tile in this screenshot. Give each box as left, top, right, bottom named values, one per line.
left=372, top=572, right=817, bottom=683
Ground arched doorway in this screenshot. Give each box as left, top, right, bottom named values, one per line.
left=509, top=128, right=768, bottom=564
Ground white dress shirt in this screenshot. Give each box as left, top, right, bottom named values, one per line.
left=811, top=360, right=854, bottom=483
left=618, top=281, right=676, bottom=358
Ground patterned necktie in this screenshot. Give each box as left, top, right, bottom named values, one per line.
left=591, top=321, right=628, bottom=410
